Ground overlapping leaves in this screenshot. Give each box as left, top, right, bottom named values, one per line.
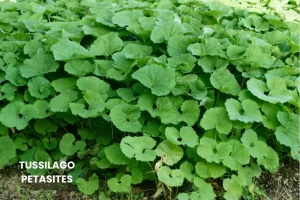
left=0, top=0, right=298, bottom=199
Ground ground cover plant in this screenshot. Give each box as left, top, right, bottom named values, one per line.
left=0, top=0, right=299, bottom=199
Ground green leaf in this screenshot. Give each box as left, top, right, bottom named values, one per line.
left=64, top=59, right=95, bottom=77
left=122, top=43, right=153, bottom=59
left=0, top=101, right=38, bottom=130
left=167, top=35, right=193, bottom=57
left=165, top=126, right=199, bottom=147
left=241, top=129, right=269, bottom=159
left=222, top=140, right=250, bottom=170
left=223, top=175, right=243, bottom=200
left=76, top=173, right=99, bottom=195
left=70, top=91, right=105, bottom=118
left=120, top=136, right=156, bottom=161
left=90, top=32, right=123, bottom=56
left=198, top=56, right=229, bottom=73
left=20, top=54, right=59, bottom=78
left=195, top=161, right=226, bottom=178
left=49, top=89, right=78, bottom=112
left=167, top=53, right=197, bottom=73
left=110, top=104, right=142, bottom=133
left=156, top=141, right=183, bottom=166
left=225, top=98, right=262, bottom=123
left=200, top=107, right=232, bottom=134
left=107, top=174, right=132, bottom=193
left=42, top=138, right=58, bottom=150
left=34, top=119, right=58, bottom=135
left=188, top=38, right=227, bottom=57
left=76, top=76, right=110, bottom=100
left=0, top=83, right=17, bottom=101
left=28, top=76, right=53, bottom=99
left=132, top=64, right=175, bottom=96
left=112, top=10, right=143, bottom=27
left=275, top=111, right=299, bottom=160
left=157, top=166, right=184, bottom=187
left=210, top=68, right=241, bottom=96
left=197, top=137, right=231, bottom=163
left=247, top=77, right=292, bottom=103
left=257, top=146, right=279, bottom=172
left=227, top=45, right=246, bottom=59
left=5, top=66, right=27, bottom=86
left=51, top=38, right=90, bottom=61
left=151, top=20, right=185, bottom=43
left=180, top=161, right=195, bottom=182
left=0, top=136, right=16, bottom=169
left=105, top=143, right=130, bottom=165
left=59, top=133, right=86, bottom=156
left=51, top=78, right=77, bottom=92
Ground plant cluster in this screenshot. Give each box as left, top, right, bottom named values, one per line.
left=0, top=0, right=299, bottom=199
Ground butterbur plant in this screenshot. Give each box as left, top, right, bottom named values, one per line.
left=0, top=0, right=299, bottom=199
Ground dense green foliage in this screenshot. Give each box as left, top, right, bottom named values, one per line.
left=0, top=0, right=299, bottom=199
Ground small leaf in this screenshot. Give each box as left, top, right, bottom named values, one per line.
left=76, top=173, right=99, bottom=195
left=107, top=174, right=132, bottom=193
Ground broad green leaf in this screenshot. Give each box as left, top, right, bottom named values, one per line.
left=156, top=141, right=183, bottom=166
left=167, top=53, right=196, bottom=73
left=275, top=111, right=299, bottom=160
left=34, top=119, right=58, bottom=135
left=241, top=129, right=269, bottom=159
left=28, top=76, right=53, bottom=99
left=180, top=161, right=195, bottom=182
left=195, top=161, right=226, bottom=178
left=105, top=143, right=130, bottom=165
left=107, top=174, right=131, bottom=193
left=5, top=66, right=27, bottom=86
left=225, top=98, right=263, bottom=123
left=120, top=136, right=156, bottom=161
left=197, top=137, right=231, bottom=163
left=59, top=133, right=86, bottom=156
left=222, top=140, right=250, bottom=170
left=151, top=20, right=185, bottom=43
left=51, top=78, right=77, bottom=92
left=167, top=35, right=193, bottom=57
left=257, top=146, right=279, bottom=173
left=76, top=174, right=99, bottom=195
left=0, top=83, right=17, bottom=101
left=247, top=77, right=292, bottom=103
left=165, top=126, right=198, bottom=147
left=70, top=91, right=105, bottom=118
left=210, top=68, right=241, bottom=96
left=49, top=89, right=78, bottom=112
left=157, top=166, right=184, bottom=187
left=200, top=107, right=232, bottom=134
left=76, top=76, right=110, bottom=100
left=132, top=64, right=175, bottom=96
left=64, top=59, right=95, bottom=77
left=122, top=43, right=152, bottom=58
left=0, top=136, right=16, bottom=169
left=90, top=32, right=123, bottom=56
left=198, top=56, right=229, bottom=73
left=20, top=54, right=59, bottom=78
left=188, top=38, right=227, bottom=57
left=51, top=38, right=90, bottom=61
left=112, top=10, right=143, bottom=27
left=227, top=45, right=246, bottom=59
left=223, top=175, right=243, bottom=200
left=0, top=101, right=38, bottom=130
left=110, top=104, right=142, bottom=133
